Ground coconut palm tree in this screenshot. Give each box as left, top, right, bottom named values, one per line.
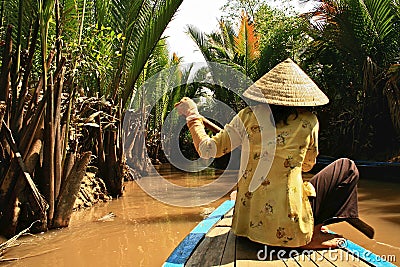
left=59, top=0, right=184, bottom=194
left=187, top=13, right=260, bottom=80
left=186, top=13, right=260, bottom=112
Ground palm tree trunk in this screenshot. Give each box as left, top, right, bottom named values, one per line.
left=53, top=152, right=91, bottom=228
left=15, top=19, right=39, bottom=133
left=102, top=129, right=123, bottom=197
left=55, top=0, right=62, bottom=66
left=0, top=122, right=48, bottom=237
left=54, top=66, right=65, bottom=202
left=43, top=75, right=55, bottom=227
left=0, top=25, right=12, bottom=105
left=0, top=25, right=13, bottom=180
left=24, top=51, right=54, bottom=125
left=10, top=0, right=24, bottom=133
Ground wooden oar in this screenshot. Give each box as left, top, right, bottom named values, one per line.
left=202, top=117, right=222, bottom=133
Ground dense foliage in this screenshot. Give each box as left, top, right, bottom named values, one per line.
left=189, top=0, right=400, bottom=160
left=0, top=0, right=184, bottom=236
left=301, top=0, right=400, bottom=159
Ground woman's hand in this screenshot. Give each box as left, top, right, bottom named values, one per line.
left=174, top=97, right=200, bottom=119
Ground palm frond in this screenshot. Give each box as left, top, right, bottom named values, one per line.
left=234, top=12, right=259, bottom=78
left=186, top=24, right=214, bottom=61
left=145, top=38, right=170, bottom=79
left=218, top=19, right=236, bottom=54
left=95, top=0, right=110, bottom=28
left=395, top=0, right=400, bottom=16
left=363, top=0, right=396, bottom=43
left=384, top=64, right=400, bottom=135
left=38, top=0, right=55, bottom=77
left=121, top=0, right=184, bottom=106
left=109, top=0, right=148, bottom=85
left=1, top=0, right=37, bottom=49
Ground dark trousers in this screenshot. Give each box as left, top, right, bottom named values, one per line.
left=309, top=158, right=359, bottom=225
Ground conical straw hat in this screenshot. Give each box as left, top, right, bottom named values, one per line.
left=243, top=58, right=329, bottom=106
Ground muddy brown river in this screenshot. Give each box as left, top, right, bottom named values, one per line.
left=1, top=166, right=399, bottom=266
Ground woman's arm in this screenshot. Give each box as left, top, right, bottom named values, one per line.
left=176, top=98, right=243, bottom=159
left=188, top=115, right=244, bottom=159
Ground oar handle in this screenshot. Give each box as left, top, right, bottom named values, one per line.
left=174, top=99, right=222, bottom=133
left=202, top=117, right=222, bottom=133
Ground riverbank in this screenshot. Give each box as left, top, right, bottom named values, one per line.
left=73, top=170, right=111, bottom=210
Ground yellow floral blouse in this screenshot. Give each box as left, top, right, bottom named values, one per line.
left=187, top=104, right=318, bottom=247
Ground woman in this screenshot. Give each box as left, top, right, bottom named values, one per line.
left=175, top=58, right=373, bottom=248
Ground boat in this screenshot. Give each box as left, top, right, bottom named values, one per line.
left=163, top=200, right=396, bottom=267
left=314, top=156, right=400, bottom=182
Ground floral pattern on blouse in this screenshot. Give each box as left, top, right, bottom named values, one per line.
left=301, top=119, right=312, bottom=129
left=186, top=105, right=319, bottom=247
left=241, top=169, right=252, bottom=180
left=263, top=202, right=274, bottom=215
left=240, top=191, right=253, bottom=207
left=276, top=131, right=289, bottom=145
left=261, top=178, right=271, bottom=186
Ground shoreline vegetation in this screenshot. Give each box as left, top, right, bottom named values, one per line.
left=0, top=0, right=184, bottom=238
left=0, top=0, right=399, bottom=256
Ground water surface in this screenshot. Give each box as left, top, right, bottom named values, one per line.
left=1, top=168, right=399, bottom=266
